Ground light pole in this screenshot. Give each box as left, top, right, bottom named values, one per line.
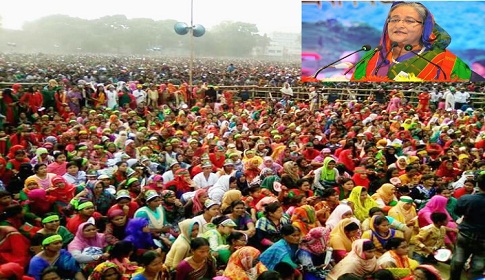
left=174, top=0, right=205, bottom=99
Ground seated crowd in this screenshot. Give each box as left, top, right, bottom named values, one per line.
left=0, top=77, right=484, bottom=280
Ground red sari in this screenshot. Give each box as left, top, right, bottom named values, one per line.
left=0, top=226, right=31, bottom=267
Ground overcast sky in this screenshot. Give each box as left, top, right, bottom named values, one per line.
left=1, top=0, right=301, bottom=34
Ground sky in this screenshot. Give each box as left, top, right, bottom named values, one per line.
left=0, top=0, right=301, bottom=34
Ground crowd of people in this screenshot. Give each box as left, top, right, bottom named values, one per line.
left=0, top=53, right=484, bottom=280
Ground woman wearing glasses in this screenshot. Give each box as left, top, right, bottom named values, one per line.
left=352, top=2, right=480, bottom=81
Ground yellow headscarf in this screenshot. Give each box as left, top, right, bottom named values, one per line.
left=371, top=184, right=396, bottom=205
left=348, top=186, right=379, bottom=222
left=220, top=190, right=243, bottom=213
left=388, top=196, right=417, bottom=226
left=329, top=218, right=358, bottom=252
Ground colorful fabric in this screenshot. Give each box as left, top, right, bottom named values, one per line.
left=388, top=199, right=418, bottom=226
left=348, top=186, right=379, bottom=222
left=164, top=219, right=198, bottom=270
left=41, top=234, right=62, bottom=246
left=329, top=218, right=358, bottom=252
left=372, top=184, right=397, bottom=205
left=175, top=256, right=216, bottom=280
left=259, top=239, right=298, bottom=270
left=363, top=216, right=399, bottom=255
left=291, top=205, right=317, bottom=236
left=300, top=226, right=332, bottom=255
left=89, top=261, right=127, bottom=280
left=326, top=239, right=378, bottom=280
left=224, top=246, right=268, bottom=280
left=68, top=222, right=106, bottom=252
left=325, top=204, right=355, bottom=230
left=28, top=249, right=81, bottom=280
left=221, top=190, right=242, bottom=213
left=255, top=215, right=290, bottom=244
left=124, top=218, right=155, bottom=251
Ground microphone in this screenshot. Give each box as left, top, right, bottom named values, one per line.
left=374, top=42, right=398, bottom=75
left=313, top=44, right=372, bottom=78
left=344, top=45, right=383, bottom=76
left=404, top=44, right=447, bottom=80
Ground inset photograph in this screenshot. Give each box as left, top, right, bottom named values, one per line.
left=302, top=1, right=485, bottom=82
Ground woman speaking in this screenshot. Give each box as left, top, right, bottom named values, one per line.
left=352, top=2, right=481, bottom=81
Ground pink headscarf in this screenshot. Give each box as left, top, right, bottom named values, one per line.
left=192, top=188, right=207, bottom=214
left=300, top=226, right=332, bottom=255
left=418, top=195, right=452, bottom=226
left=67, top=221, right=106, bottom=252
left=255, top=196, right=279, bottom=212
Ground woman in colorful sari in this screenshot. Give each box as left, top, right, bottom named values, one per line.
left=313, top=157, right=339, bottom=196
left=280, top=161, right=300, bottom=191
left=134, top=190, right=169, bottom=246
left=46, top=152, right=68, bottom=176
left=377, top=237, right=419, bottom=279
left=327, top=239, right=378, bottom=280
left=371, top=183, right=398, bottom=212
left=334, top=178, right=355, bottom=201
left=124, top=218, right=158, bottom=258
left=68, top=221, right=107, bottom=266
left=208, top=175, right=237, bottom=203
left=388, top=196, right=418, bottom=234
left=291, top=205, right=318, bottom=236
left=329, top=218, right=360, bottom=263
left=417, top=195, right=457, bottom=245
left=259, top=224, right=301, bottom=271
left=184, top=188, right=208, bottom=219
left=325, top=204, right=358, bottom=230
left=19, top=178, right=55, bottom=223
left=0, top=226, right=31, bottom=267
left=389, top=156, right=408, bottom=176
left=34, top=212, right=74, bottom=249
left=132, top=250, right=166, bottom=280
left=203, top=216, right=237, bottom=265
left=175, top=238, right=217, bottom=280
left=104, top=209, right=128, bottom=246
left=220, top=189, right=243, bottom=214
left=27, top=163, right=57, bottom=190
left=226, top=200, right=256, bottom=239
left=89, top=261, right=127, bottom=280
left=160, top=190, right=184, bottom=236
left=348, top=186, right=379, bottom=222
left=48, top=176, right=76, bottom=215
left=164, top=219, right=199, bottom=272
left=352, top=2, right=476, bottom=82
left=0, top=89, right=19, bottom=126
left=351, top=167, right=370, bottom=190
left=165, top=169, right=196, bottom=199
left=28, top=234, right=84, bottom=280
left=255, top=201, right=291, bottom=250
left=107, top=241, right=141, bottom=278
left=85, top=180, right=115, bottom=216
left=362, top=215, right=404, bottom=258
left=224, top=246, right=268, bottom=280
left=297, top=226, right=333, bottom=280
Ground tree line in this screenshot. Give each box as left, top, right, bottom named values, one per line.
left=0, top=15, right=275, bottom=57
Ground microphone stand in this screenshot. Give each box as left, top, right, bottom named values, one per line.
left=313, top=45, right=371, bottom=79
left=404, top=44, right=447, bottom=80
left=344, top=46, right=383, bottom=76
left=374, top=42, right=398, bottom=75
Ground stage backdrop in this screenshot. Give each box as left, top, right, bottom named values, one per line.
left=302, top=1, right=485, bottom=80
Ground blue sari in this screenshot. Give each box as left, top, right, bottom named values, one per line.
left=259, top=239, right=298, bottom=270
left=28, top=249, right=81, bottom=280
